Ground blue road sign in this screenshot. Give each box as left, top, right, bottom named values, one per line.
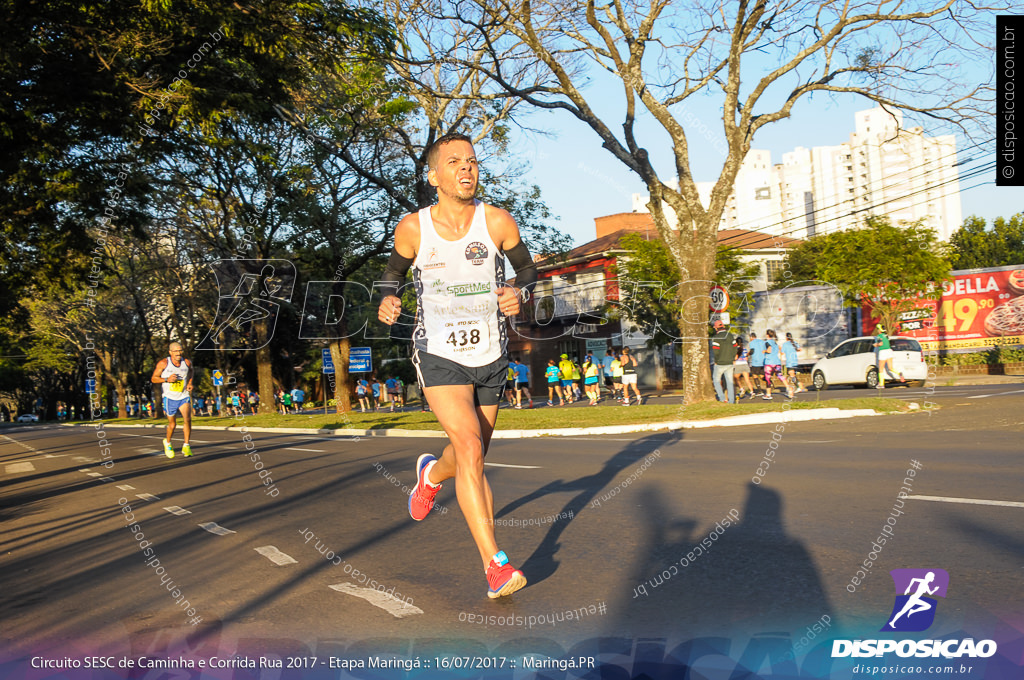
left=322, top=348, right=335, bottom=374
left=85, top=379, right=97, bottom=394
left=349, top=347, right=372, bottom=373
left=212, top=370, right=225, bottom=386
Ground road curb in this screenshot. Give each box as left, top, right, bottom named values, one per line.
left=61, top=407, right=880, bottom=439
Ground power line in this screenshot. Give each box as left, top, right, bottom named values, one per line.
left=716, top=158, right=993, bottom=250
left=713, top=139, right=989, bottom=246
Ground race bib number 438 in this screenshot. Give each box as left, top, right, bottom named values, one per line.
left=445, top=319, right=489, bottom=357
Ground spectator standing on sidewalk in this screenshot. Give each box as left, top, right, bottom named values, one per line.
left=710, top=319, right=737, bottom=403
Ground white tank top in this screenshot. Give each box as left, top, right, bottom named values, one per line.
left=412, top=201, right=506, bottom=367
left=160, top=357, right=191, bottom=399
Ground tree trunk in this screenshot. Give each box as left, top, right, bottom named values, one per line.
left=115, top=370, right=129, bottom=419
left=254, top=318, right=276, bottom=414
left=331, top=331, right=352, bottom=413
left=647, top=194, right=720, bottom=404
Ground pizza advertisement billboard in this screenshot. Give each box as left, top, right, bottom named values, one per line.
left=861, top=265, right=1024, bottom=353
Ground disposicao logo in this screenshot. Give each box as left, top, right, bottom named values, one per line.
left=832, top=568, right=997, bottom=659
left=882, top=568, right=948, bottom=632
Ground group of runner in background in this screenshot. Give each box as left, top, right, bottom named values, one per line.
left=716, top=322, right=806, bottom=403
left=355, top=374, right=406, bottom=413
left=540, top=348, right=643, bottom=408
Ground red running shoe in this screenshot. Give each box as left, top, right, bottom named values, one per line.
left=408, top=454, right=440, bottom=521
left=486, top=550, right=526, bottom=599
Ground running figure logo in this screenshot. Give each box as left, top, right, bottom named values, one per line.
left=881, top=569, right=949, bottom=632
left=196, top=259, right=295, bottom=351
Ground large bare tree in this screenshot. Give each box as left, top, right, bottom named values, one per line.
left=394, top=0, right=1000, bottom=403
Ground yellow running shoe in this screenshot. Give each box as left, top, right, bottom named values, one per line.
left=163, top=440, right=175, bottom=458
left=182, top=443, right=192, bottom=457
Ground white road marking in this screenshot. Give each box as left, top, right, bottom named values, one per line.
left=198, top=522, right=236, bottom=535
left=135, top=493, right=160, bottom=501
left=163, top=506, right=192, bottom=516
left=73, top=456, right=97, bottom=463
left=328, top=583, right=423, bottom=618
left=484, top=462, right=542, bottom=469
left=5, top=462, right=36, bottom=474
left=85, top=472, right=103, bottom=477
left=135, top=448, right=160, bottom=455
left=255, top=546, right=298, bottom=565
left=117, top=484, right=135, bottom=491
left=966, top=389, right=1024, bottom=400
left=285, top=447, right=325, bottom=452
left=99, top=477, right=115, bottom=482
left=78, top=468, right=93, bottom=473
left=907, top=495, right=1024, bottom=509
left=563, top=437, right=644, bottom=441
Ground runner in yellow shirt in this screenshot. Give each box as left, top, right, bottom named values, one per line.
left=610, top=353, right=624, bottom=402
left=558, top=353, right=575, bottom=404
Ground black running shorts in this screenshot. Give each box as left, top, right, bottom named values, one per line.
left=412, top=350, right=506, bottom=406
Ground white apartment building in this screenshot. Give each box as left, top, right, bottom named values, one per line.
left=632, top=107, right=963, bottom=240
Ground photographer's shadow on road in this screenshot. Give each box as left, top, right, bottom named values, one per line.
left=499, top=431, right=683, bottom=587
left=622, top=481, right=834, bottom=639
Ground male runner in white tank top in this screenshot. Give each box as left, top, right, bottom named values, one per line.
left=150, top=342, right=194, bottom=458
left=377, top=133, right=537, bottom=599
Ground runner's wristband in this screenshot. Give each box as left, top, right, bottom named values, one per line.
left=378, top=248, right=414, bottom=301
left=505, top=241, right=536, bottom=301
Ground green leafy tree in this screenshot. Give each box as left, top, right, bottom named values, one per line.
left=613, top=233, right=760, bottom=348
left=949, top=214, right=1024, bottom=270
left=812, top=216, right=952, bottom=334
left=1, top=0, right=393, bottom=315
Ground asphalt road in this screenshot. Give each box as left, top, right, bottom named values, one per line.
left=1, top=384, right=1022, bottom=677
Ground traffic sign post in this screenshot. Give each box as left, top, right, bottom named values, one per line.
left=212, top=370, right=224, bottom=386
left=322, top=348, right=335, bottom=374
left=709, top=284, right=731, bottom=326
left=349, top=347, right=372, bottom=373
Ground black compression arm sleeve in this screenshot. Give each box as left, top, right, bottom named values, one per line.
left=505, top=240, right=537, bottom=293
left=379, top=248, right=414, bottom=300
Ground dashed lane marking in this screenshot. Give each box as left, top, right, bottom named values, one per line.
left=484, top=462, right=542, bottom=469
left=285, top=447, right=325, bottom=452
left=255, top=546, right=298, bottom=565
left=907, top=495, right=1024, bottom=509
left=117, top=484, right=135, bottom=491
left=328, top=583, right=423, bottom=618
left=5, top=462, right=36, bottom=474
left=198, top=522, right=236, bottom=536
left=135, top=493, right=160, bottom=501
left=164, top=506, right=192, bottom=516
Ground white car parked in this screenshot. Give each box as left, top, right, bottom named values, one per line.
left=16, top=413, right=39, bottom=422
left=811, top=336, right=928, bottom=390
